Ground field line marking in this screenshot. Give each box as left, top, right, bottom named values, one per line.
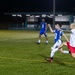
left=0, top=56, right=47, bottom=62
left=0, top=56, right=75, bottom=64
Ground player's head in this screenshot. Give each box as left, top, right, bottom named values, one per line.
left=42, top=19, right=45, bottom=22
left=55, top=24, right=61, bottom=30
left=70, top=23, right=75, bottom=29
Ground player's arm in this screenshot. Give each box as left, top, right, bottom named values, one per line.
left=63, top=33, right=69, bottom=42
left=47, top=24, right=54, bottom=33
left=45, top=23, right=48, bottom=31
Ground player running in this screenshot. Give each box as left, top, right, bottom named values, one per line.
left=47, top=24, right=69, bottom=62
left=37, top=19, right=49, bottom=44
left=53, top=23, right=75, bottom=58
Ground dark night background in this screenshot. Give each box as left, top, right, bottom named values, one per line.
left=0, top=0, right=75, bottom=21
left=0, top=0, right=75, bottom=13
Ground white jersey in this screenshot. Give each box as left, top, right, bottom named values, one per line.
left=70, top=29, right=75, bottom=47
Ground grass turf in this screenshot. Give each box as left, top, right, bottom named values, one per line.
left=0, top=30, right=75, bottom=75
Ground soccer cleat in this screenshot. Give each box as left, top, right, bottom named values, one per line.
left=37, top=42, right=40, bottom=44
left=49, top=59, right=53, bottom=63
left=47, top=58, right=53, bottom=63
left=46, top=41, right=48, bottom=44
left=46, top=42, right=48, bottom=44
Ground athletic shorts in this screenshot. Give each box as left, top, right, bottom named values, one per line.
left=67, top=42, right=75, bottom=53
left=40, top=30, right=47, bottom=36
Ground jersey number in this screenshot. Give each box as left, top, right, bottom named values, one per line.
left=42, top=24, right=44, bottom=28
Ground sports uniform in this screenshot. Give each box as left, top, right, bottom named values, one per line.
left=67, top=29, right=75, bottom=53
left=49, top=29, right=69, bottom=62
left=52, top=29, right=64, bottom=49
left=37, top=21, right=48, bottom=44
left=40, top=22, right=47, bottom=36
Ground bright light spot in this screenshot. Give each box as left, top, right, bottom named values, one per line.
left=30, top=15, right=34, bottom=17
left=12, top=14, right=16, bottom=17
left=35, top=15, right=40, bottom=18
left=42, top=14, right=46, bottom=17
left=26, top=14, right=30, bottom=16
left=50, top=14, right=54, bottom=16
left=17, top=14, right=22, bottom=17
left=58, top=14, right=62, bottom=16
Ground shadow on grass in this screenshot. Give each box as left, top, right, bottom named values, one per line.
left=54, top=58, right=75, bottom=68
left=39, top=54, right=75, bottom=68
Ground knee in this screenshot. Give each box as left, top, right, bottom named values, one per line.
left=71, top=54, right=75, bottom=58
left=62, top=42, right=65, bottom=45
left=63, top=42, right=67, bottom=46
left=51, top=49, right=56, bottom=53
left=59, top=49, right=64, bottom=54
left=60, top=50, right=63, bottom=54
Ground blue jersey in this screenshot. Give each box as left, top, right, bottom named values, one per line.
left=53, top=29, right=64, bottom=43
left=40, top=22, right=47, bottom=31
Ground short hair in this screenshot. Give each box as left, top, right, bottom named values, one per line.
left=55, top=24, right=62, bottom=27
left=71, top=23, right=75, bottom=28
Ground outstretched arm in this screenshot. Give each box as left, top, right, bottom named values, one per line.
left=63, top=33, right=69, bottom=42
left=47, top=24, right=54, bottom=33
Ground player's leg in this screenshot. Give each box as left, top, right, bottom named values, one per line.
left=51, top=41, right=69, bottom=57
left=44, top=32, right=48, bottom=44
left=51, top=42, right=68, bottom=55
left=71, top=53, right=75, bottom=58
left=67, top=42, right=75, bottom=58
left=50, top=40, right=62, bottom=59
left=54, top=42, right=67, bottom=50
left=51, top=40, right=61, bottom=49
left=59, top=48, right=69, bottom=54
left=47, top=40, right=60, bottom=62
left=37, top=31, right=43, bottom=44
left=48, top=41, right=69, bottom=62
left=37, top=34, right=41, bottom=44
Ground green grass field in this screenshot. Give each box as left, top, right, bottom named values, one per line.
left=0, top=30, right=75, bottom=75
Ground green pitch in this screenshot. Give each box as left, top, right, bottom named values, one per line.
left=0, top=30, right=75, bottom=75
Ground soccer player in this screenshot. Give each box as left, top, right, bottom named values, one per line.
left=37, top=19, right=48, bottom=44
left=47, top=24, right=69, bottom=62
left=53, top=23, right=75, bottom=58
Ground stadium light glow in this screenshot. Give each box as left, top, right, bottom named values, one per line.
left=12, top=14, right=16, bottom=17
left=35, top=15, right=40, bottom=18
left=30, top=15, right=34, bottom=17
left=58, top=14, right=63, bottom=16
left=50, top=14, right=54, bottom=16
left=26, top=14, right=30, bottom=16
left=42, top=14, right=46, bottom=17
left=17, top=14, right=22, bottom=17
left=47, top=15, right=53, bottom=18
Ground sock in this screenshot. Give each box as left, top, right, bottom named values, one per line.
left=38, top=40, right=41, bottom=43
left=50, top=48, right=58, bottom=58
left=46, top=40, right=48, bottom=44
left=50, top=51, right=55, bottom=58
left=62, top=50, right=69, bottom=54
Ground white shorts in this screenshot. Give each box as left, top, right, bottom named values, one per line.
left=52, top=39, right=62, bottom=49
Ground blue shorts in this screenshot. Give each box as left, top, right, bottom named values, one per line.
left=40, top=30, right=47, bottom=36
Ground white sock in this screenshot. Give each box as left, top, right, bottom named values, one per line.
left=50, top=48, right=58, bottom=57
left=46, top=40, right=48, bottom=44
left=62, top=50, right=69, bottom=54
left=50, top=51, right=55, bottom=57
left=38, top=40, right=41, bottom=43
